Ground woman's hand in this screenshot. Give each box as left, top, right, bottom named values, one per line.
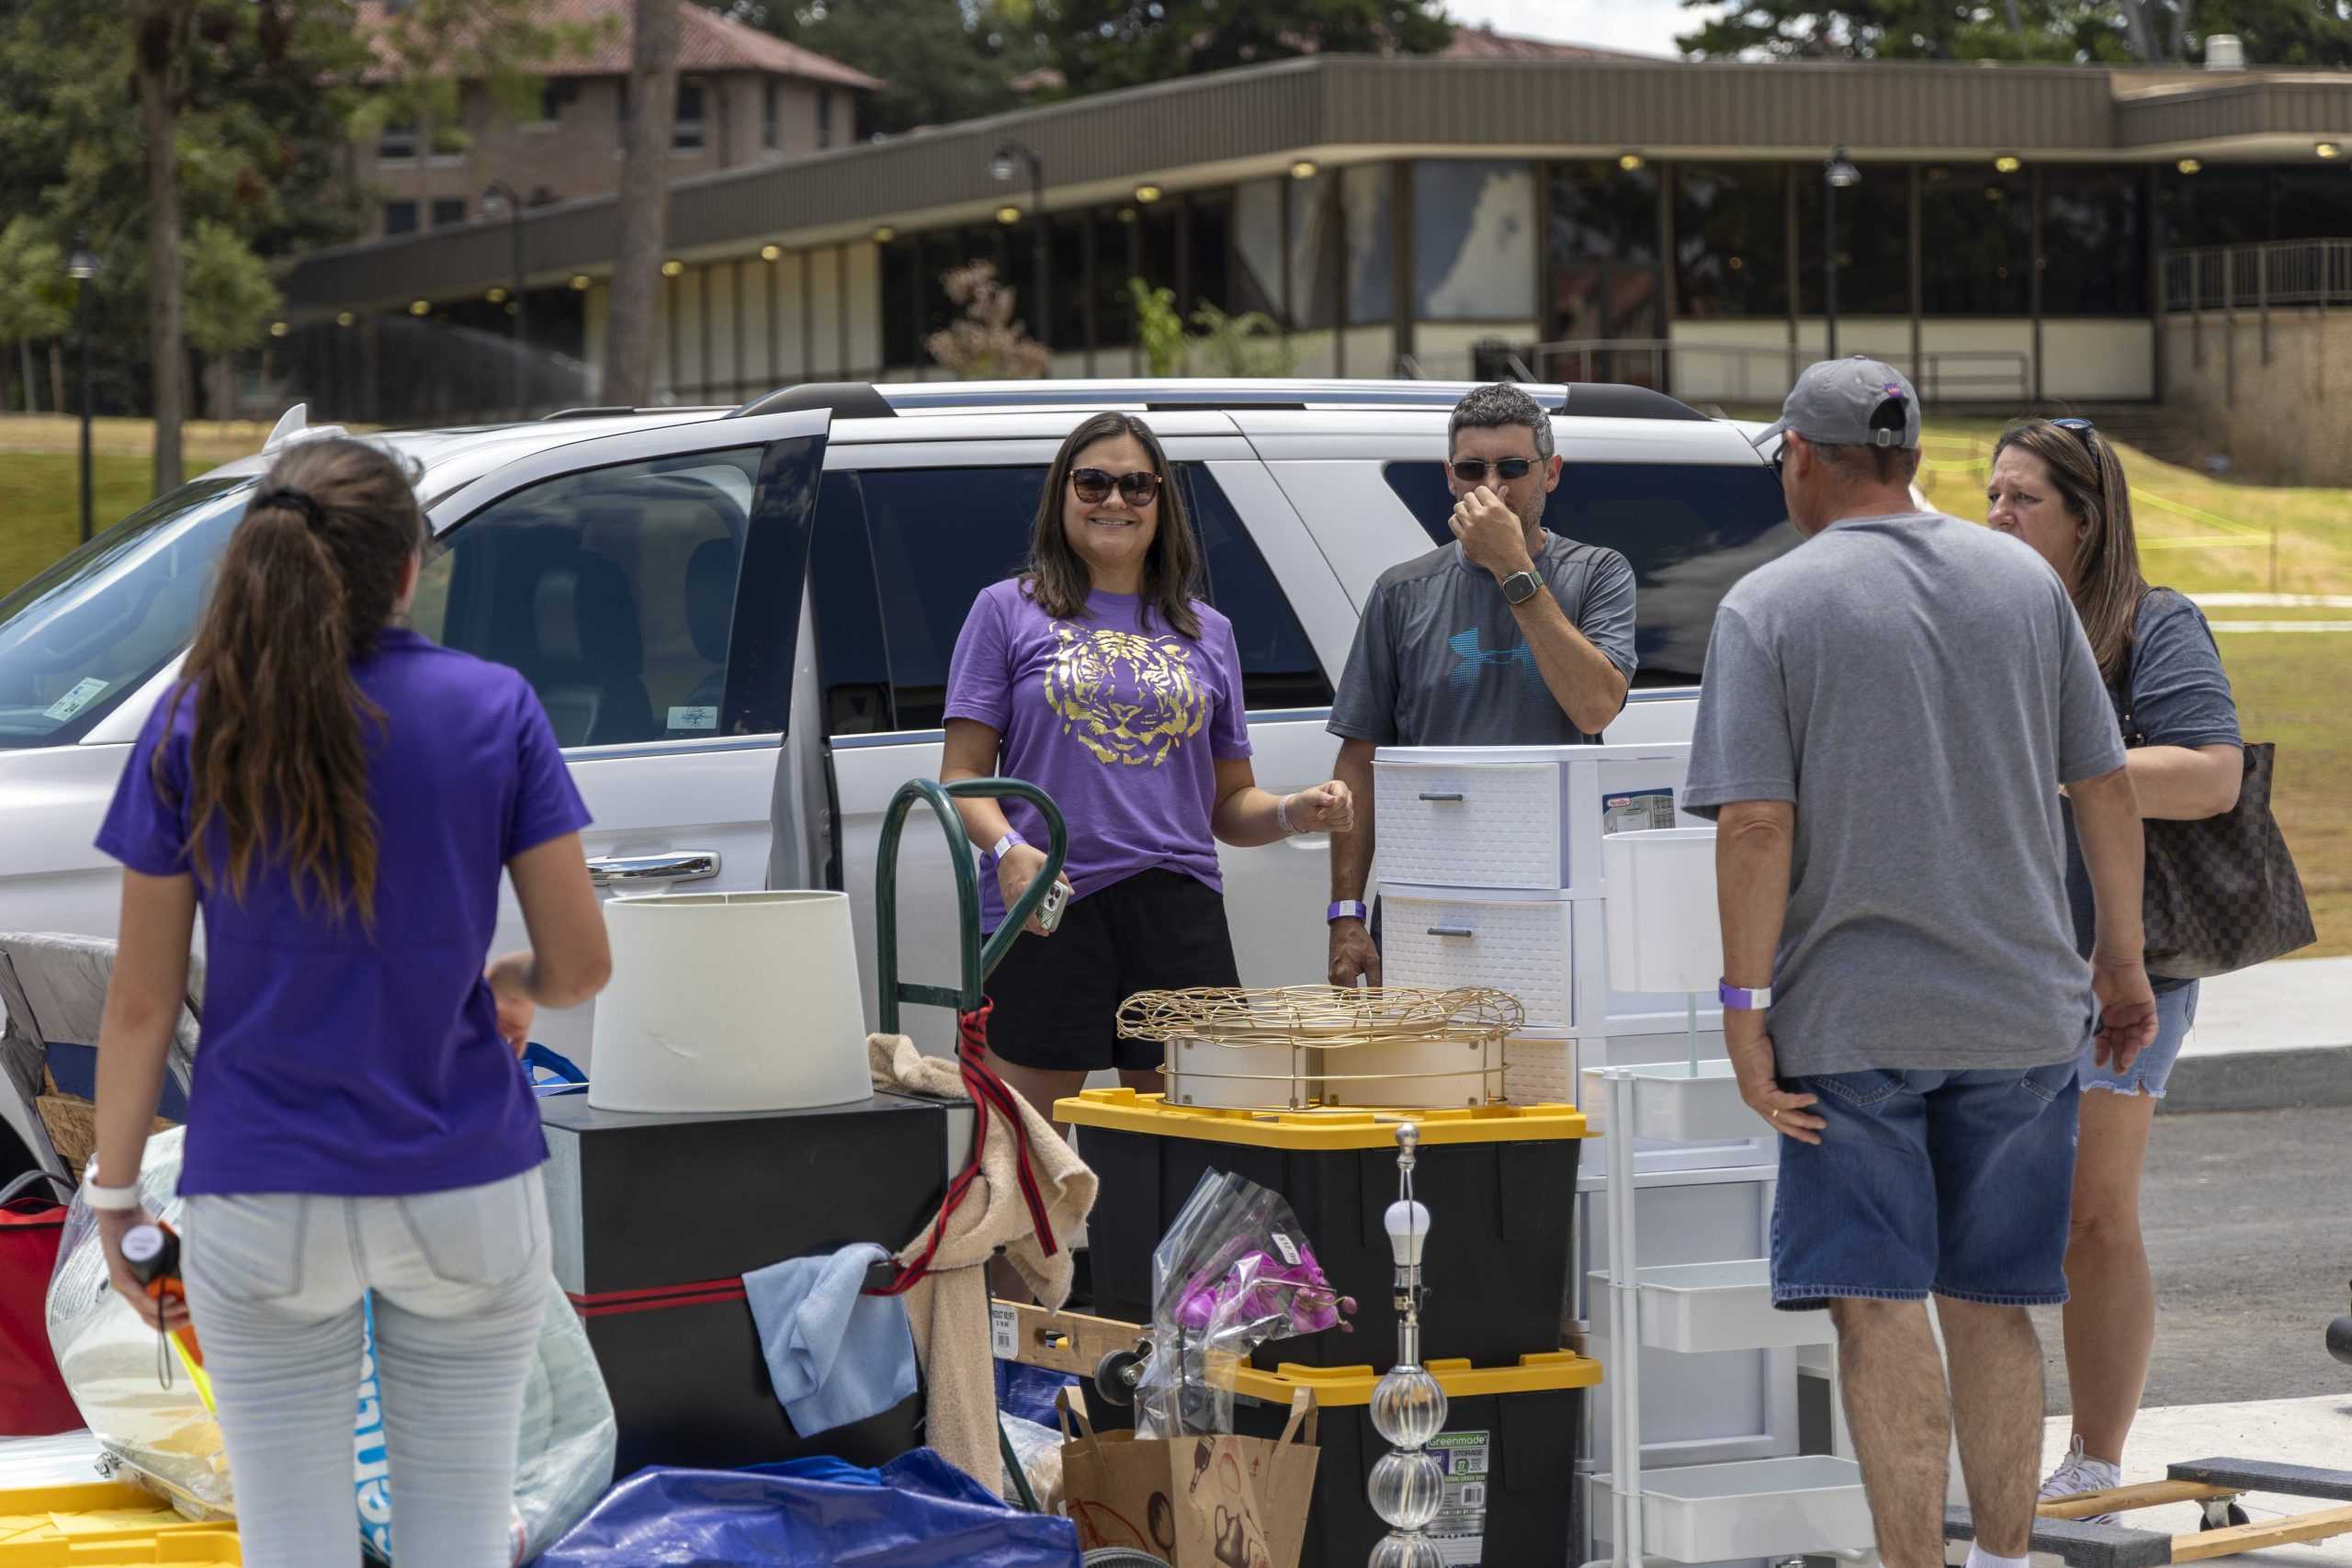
left=996, top=844, right=1069, bottom=937
left=486, top=952, right=536, bottom=1057
left=1284, top=781, right=1355, bottom=835
left=96, top=1205, right=187, bottom=1333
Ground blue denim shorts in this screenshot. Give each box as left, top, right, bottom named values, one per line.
left=2078, top=981, right=2199, bottom=1098
left=1771, top=1061, right=2080, bottom=1313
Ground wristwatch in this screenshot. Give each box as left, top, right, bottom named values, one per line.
left=1718, top=979, right=1773, bottom=1010
left=1500, top=570, right=1542, bottom=606
left=1328, top=900, right=1370, bottom=924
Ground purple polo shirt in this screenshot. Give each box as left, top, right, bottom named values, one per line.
left=96, top=628, right=592, bottom=1197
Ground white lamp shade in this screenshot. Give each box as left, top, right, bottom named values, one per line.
left=588, top=890, right=872, bottom=1114
left=1601, top=827, right=1724, bottom=994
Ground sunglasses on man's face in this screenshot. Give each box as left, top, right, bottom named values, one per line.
left=1450, top=457, right=1538, bottom=484
left=1070, top=468, right=1163, bottom=506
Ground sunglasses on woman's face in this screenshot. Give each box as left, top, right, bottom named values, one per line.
left=1450, top=457, right=1537, bottom=484
left=1070, top=468, right=1163, bottom=506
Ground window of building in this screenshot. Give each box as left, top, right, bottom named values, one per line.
left=1797, top=162, right=1909, bottom=316
left=1093, top=208, right=1140, bottom=351
left=1415, top=160, right=1536, bottom=321
left=383, top=201, right=419, bottom=236
left=379, top=118, right=418, bottom=162
left=763, top=80, right=780, bottom=151
left=1232, top=179, right=1285, bottom=325
left=1343, top=164, right=1395, bottom=326
left=816, top=88, right=833, bottom=150
left=1920, top=164, right=2030, bottom=316
left=1135, top=198, right=1180, bottom=305
left=675, top=79, right=707, bottom=151
left=431, top=197, right=467, bottom=229
left=1286, top=170, right=1342, bottom=331
left=411, top=447, right=774, bottom=747
left=429, top=117, right=466, bottom=160
left=2040, top=169, right=2146, bottom=316
left=1547, top=160, right=1662, bottom=345
left=1049, top=213, right=1088, bottom=352
left=1382, top=459, right=1796, bottom=686
left=2269, top=167, right=2352, bottom=248
left=1674, top=164, right=1787, bottom=320
left=616, top=79, right=630, bottom=149
left=536, top=81, right=566, bottom=125
left=880, top=236, right=922, bottom=367
left=2159, top=166, right=2269, bottom=250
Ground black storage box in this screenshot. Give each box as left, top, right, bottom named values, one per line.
left=539, top=1090, right=951, bottom=1476
left=1062, top=1093, right=1587, bottom=1371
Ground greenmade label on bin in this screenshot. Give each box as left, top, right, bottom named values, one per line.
left=1428, top=1428, right=1490, bottom=1565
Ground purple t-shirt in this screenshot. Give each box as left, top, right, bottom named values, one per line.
left=96, top=628, right=592, bottom=1198
left=944, top=581, right=1252, bottom=930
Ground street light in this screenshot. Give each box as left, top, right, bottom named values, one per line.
left=65, top=232, right=97, bottom=545
left=1823, top=148, right=1860, bottom=360
left=481, top=181, right=526, bottom=414
left=989, top=139, right=1050, bottom=353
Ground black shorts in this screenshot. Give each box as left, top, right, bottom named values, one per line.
left=981, top=868, right=1240, bottom=1074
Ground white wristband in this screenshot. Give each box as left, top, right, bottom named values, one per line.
left=992, top=831, right=1025, bottom=861
left=1273, top=794, right=1296, bottom=837
left=83, top=1179, right=142, bottom=1213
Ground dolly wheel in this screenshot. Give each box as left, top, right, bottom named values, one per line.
left=1094, top=1347, right=1147, bottom=1407
left=2199, top=1501, right=2251, bottom=1531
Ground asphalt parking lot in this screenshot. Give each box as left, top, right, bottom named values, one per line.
left=2033, top=1103, right=2352, bottom=1416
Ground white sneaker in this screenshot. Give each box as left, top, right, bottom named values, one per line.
left=2040, top=1435, right=2123, bottom=1526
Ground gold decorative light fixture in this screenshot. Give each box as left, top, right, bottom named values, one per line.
left=570, top=274, right=592, bottom=290
left=1618, top=152, right=1645, bottom=172
left=334, top=310, right=356, bottom=328
left=486, top=286, right=508, bottom=304
left=996, top=204, right=1022, bottom=225
left=661, top=259, right=684, bottom=277
left=1994, top=154, right=2022, bottom=174
left=408, top=299, right=430, bottom=317
left=760, top=243, right=783, bottom=262
left=1133, top=183, right=1163, bottom=204
left=1116, top=206, right=1137, bottom=224
left=2178, top=157, right=2203, bottom=175
left=2318, top=141, right=2343, bottom=161
left=1290, top=160, right=1317, bottom=180
left=268, top=321, right=289, bottom=338
left=871, top=225, right=897, bottom=243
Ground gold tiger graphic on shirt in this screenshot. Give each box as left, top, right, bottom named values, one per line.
left=1042, top=623, right=1207, bottom=766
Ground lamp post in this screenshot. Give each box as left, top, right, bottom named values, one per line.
left=1823, top=148, right=1860, bottom=361
left=989, top=140, right=1049, bottom=354
left=66, top=233, right=97, bottom=545
left=481, top=181, right=526, bottom=414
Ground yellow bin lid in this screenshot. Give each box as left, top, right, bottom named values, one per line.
left=1054, top=1089, right=1589, bottom=1148
left=1225, top=1350, right=1601, bottom=1407
left=0, top=1481, right=240, bottom=1565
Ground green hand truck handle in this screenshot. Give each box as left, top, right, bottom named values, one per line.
left=875, top=777, right=1069, bottom=1035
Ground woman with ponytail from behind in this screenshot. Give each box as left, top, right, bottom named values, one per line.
left=85, top=439, right=612, bottom=1567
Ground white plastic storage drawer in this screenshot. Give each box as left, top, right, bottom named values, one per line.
left=1380, top=888, right=1577, bottom=1032
left=1598, top=1455, right=1872, bottom=1562
left=1374, top=758, right=1570, bottom=891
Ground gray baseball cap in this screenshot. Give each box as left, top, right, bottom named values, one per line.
left=1754, top=356, right=1921, bottom=450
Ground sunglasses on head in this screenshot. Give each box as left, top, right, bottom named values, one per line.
left=2053, top=417, right=2100, bottom=446
left=1450, top=457, right=1537, bottom=483
left=1069, top=467, right=1163, bottom=506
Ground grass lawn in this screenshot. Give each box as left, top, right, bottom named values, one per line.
left=2204, top=631, right=2351, bottom=960
left=0, top=453, right=158, bottom=598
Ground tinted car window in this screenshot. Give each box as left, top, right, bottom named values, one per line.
left=1381, top=459, right=1796, bottom=686
left=0, top=477, right=252, bottom=750
left=413, top=449, right=763, bottom=746
left=815, top=462, right=1331, bottom=734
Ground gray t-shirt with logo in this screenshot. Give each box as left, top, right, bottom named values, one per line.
left=1681, top=512, right=2128, bottom=1077
left=1328, top=534, right=1637, bottom=747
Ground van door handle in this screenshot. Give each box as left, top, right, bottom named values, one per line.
left=1417, top=792, right=1465, bottom=803
left=587, top=851, right=721, bottom=889
left=1427, top=925, right=1476, bottom=939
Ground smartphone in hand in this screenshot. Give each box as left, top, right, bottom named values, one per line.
left=1036, top=879, right=1071, bottom=934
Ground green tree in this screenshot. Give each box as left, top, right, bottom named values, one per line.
left=183, top=220, right=281, bottom=421
left=1128, top=280, right=1185, bottom=378
left=0, top=219, right=70, bottom=414
left=1033, top=0, right=1452, bottom=97
left=717, top=0, right=1046, bottom=136
left=2187, top=0, right=2352, bottom=65
left=1188, top=302, right=1292, bottom=378
left=1676, top=0, right=2347, bottom=62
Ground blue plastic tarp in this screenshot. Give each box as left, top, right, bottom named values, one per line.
left=996, top=1359, right=1080, bottom=1428
left=527, top=1448, right=1082, bottom=1568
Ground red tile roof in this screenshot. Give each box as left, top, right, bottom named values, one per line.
left=357, top=0, right=883, bottom=89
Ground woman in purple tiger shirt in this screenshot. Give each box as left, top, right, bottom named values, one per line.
left=942, top=412, right=1353, bottom=1126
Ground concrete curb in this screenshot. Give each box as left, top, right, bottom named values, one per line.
left=2159, top=1044, right=2352, bottom=1115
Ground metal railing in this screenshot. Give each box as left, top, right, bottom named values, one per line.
left=1508, top=339, right=2030, bottom=406
left=2163, top=239, right=2352, bottom=312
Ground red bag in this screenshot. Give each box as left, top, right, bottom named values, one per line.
left=0, top=1170, right=81, bottom=1436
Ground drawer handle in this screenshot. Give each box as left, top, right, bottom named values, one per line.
left=1427, top=925, right=1476, bottom=939
left=1417, top=791, right=1466, bottom=803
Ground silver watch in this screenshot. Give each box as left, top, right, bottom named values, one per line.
left=1500, top=570, right=1542, bottom=605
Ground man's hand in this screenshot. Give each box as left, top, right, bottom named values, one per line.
left=1727, top=1021, right=1826, bottom=1145
left=486, top=953, right=535, bottom=1057
left=1284, top=781, right=1355, bottom=835
left=1449, top=487, right=1534, bottom=582
left=1329, top=919, right=1381, bottom=989
left=2090, top=954, right=2159, bottom=1072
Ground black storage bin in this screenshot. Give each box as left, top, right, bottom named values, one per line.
left=1063, top=1092, right=1587, bottom=1371
left=539, top=1091, right=950, bottom=1475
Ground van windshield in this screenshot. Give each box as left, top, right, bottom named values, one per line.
left=0, top=477, right=254, bottom=750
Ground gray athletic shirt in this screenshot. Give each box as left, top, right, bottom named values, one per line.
left=1328, top=534, right=1637, bottom=748
left=1681, top=512, right=2128, bottom=1077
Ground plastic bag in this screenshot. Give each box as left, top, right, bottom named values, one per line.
left=46, top=1128, right=617, bottom=1561
left=531, top=1448, right=1084, bottom=1567
left=1133, top=1171, right=1353, bottom=1438
left=998, top=1414, right=1065, bottom=1513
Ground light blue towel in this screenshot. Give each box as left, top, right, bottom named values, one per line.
left=742, top=1243, right=920, bottom=1438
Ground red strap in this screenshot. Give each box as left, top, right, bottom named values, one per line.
left=866, top=1001, right=1059, bottom=1296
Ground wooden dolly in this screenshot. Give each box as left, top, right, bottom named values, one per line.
left=1946, top=1460, right=2352, bottom=1567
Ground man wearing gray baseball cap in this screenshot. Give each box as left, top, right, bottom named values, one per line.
left=1680, top=358, right=2159, bottom=1568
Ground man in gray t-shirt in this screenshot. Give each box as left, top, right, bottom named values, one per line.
left=1683, top=359, right=2158, bottom=1568
left=1324, top=382, right=1637, bottom=986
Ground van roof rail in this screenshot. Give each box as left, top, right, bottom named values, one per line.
left=729, top=382, right=898, bottom=421
left=723, top=378, right=1713, bottom=423
left=541, top=406, right=641, bottom=420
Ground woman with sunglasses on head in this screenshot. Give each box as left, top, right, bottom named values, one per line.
left=1987, top=417, right=2243, bottom=1515
left=940, top=412, right=1354, bottom=1126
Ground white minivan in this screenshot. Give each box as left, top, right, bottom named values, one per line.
left=0, top=378, right=1794, bottom=1061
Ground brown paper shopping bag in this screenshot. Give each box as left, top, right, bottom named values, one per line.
left=1057, top=1384, right=1320, bottom=1568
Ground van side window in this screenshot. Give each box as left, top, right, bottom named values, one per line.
left=1379, top=460, right=1796, bottom=686
left=412, top=449, right=763, bottom=746
left=811, top=462, right=1331, bottom=736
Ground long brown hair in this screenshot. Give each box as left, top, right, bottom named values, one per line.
left=159, top=438, right=426, bottom=924
left=1021, top=412, right=1204, bottom=640
left=1993, top=418, right=2148, bottom=683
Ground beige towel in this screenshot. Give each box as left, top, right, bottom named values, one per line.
left=868, top=1032, right=1098, bottom=1490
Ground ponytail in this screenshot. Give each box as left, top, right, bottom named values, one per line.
left=161, top=439, right=425, bottom=926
